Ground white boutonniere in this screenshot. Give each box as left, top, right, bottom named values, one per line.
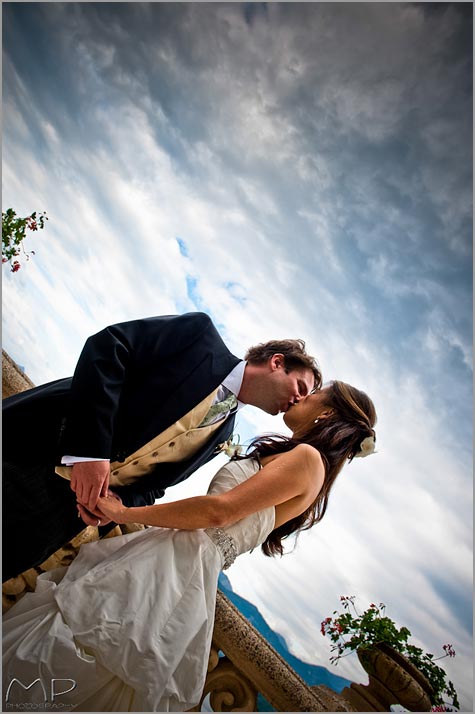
left=216, top=434, right=243, bottom=458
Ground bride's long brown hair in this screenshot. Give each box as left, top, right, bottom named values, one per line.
left=236, top=381, right=377, bottom=557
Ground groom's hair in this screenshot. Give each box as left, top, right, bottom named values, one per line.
left=245, top=339, right=322, bottom=389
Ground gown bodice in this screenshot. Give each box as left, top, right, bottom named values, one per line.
left=206, top=456, right=275, bottom=558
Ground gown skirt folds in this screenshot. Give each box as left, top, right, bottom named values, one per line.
left=3, top=458, right=275, bottom=712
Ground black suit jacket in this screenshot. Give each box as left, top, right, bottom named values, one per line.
left=3, top=313, right=241, bottom=506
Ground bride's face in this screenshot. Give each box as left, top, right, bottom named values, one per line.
left=283, top=387, right=333, bottom=434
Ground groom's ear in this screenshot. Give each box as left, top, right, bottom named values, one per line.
left=269, top=353, right=285, bottom=371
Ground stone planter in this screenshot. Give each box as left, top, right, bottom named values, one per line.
left=373, top=642, right=434, bottom=698
left=357, top=643, right=432, bottom=711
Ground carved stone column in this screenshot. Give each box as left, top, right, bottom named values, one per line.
left=194, top=644, right=258, bottom=712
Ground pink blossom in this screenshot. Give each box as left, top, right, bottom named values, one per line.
left=442, top=644, right=456, bottom=658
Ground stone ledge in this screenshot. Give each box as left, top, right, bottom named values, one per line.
left=2, top=348, right=35, bottom=398
left=213, top=592, right=355, bottom=712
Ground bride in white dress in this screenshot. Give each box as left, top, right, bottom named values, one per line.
left=3, top=381, right=376, bottom=712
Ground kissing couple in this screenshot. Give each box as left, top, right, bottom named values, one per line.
left=3, top=311, right=376, bottom=711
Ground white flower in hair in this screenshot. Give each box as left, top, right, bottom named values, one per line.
left=355, top=435, right=376, bottom=458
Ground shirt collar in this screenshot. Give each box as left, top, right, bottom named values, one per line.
left=222, top=360, right=246, bottom=410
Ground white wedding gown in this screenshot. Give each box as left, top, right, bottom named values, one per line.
left=3, top=457, right=275, bottom=712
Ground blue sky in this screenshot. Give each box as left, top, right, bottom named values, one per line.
left=2, top=2, right=472, bottom=708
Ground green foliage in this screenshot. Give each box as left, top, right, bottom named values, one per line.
left=321, top=596, right=459, bottom=709
left=404, top=643, right=460, bottom=711
left=2, top=208, right=48, bottom=272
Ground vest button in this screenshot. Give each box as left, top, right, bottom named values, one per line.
left=169, top=441, right=175, bottom=447
left=112, top=470, right=119, bottom=476
left=152, top=451, right=158, bottom=457
left=132, top=460, right=139, bottom=465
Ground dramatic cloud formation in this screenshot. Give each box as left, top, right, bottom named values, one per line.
left=3, top=3, right=472, bottom=707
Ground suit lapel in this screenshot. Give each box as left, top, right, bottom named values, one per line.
left=126, top=350, right=240, bottom=455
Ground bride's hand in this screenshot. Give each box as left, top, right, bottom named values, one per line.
left=97, top=491, right=128, bottom=524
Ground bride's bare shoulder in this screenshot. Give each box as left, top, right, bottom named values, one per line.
left=261, top=443, right=323, bottom=471
left=292, top=444, right=324, bottom=478
left=293, top=442, right=322, bottom=460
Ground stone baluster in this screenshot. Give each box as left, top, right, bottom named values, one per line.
left=196, top=645, right=258, bottom=711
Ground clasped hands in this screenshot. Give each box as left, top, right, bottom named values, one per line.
left=71, top=461, right=125, bottom=527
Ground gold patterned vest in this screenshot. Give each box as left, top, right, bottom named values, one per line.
left=55, top=388, right=224, bottom=487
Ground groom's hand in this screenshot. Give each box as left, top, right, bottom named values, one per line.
left=71, top=460, right=110, bottom=516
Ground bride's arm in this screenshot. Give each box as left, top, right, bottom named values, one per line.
left=97, top=444, right=324, bottom=530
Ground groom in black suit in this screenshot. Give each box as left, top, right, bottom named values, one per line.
left=3, top=312, right=320, bottom=580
